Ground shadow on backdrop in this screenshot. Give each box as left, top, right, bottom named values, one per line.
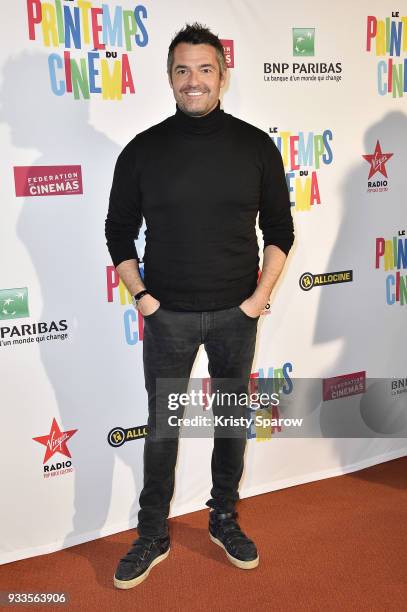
left=313, top=110, right=407, bottom=487
left=0, top=51, right=148, bottom=560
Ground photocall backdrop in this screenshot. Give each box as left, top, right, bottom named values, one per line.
left=0, top=0, right=406, bottom=564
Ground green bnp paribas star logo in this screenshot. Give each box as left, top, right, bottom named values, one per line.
left=0, top=287, right=29, bottom=320
left=293, top=28, right=315, bottom=57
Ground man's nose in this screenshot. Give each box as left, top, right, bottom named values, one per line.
left=186, top=70, right=200, bottom=88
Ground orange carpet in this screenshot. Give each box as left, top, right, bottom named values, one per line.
left=1, top=457, right=406, bottom=611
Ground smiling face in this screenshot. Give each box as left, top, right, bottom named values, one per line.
left=168, top=43, right=226, bottom=117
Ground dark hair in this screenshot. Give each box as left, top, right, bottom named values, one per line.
left=167, top=22, right=226, bottom=77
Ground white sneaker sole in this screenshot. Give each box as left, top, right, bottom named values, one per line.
left=209, top=533, right=259, bottom=569
left=113, top=547, right=170, bottom=589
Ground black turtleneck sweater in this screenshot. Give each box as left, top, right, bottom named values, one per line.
left=105, top=102, right=294, bottom=311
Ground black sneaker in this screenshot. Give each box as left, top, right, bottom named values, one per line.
left=113, top=535, right=170, bottom=589
left=209, top=510, right=259, bottom=569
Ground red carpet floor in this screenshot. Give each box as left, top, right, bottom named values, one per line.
left=1, top=457, right=406, bottom=611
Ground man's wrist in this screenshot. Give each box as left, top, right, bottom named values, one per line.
left=249, top=291, right=270, bottom=309
left=131, top=289, right=149, bottom=309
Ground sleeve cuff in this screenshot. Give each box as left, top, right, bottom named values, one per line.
left=263, top=234, right=294, bottom=256
left=107, top=241, right=139, bottom=268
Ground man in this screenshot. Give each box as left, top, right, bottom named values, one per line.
left=105, top=23, right=294, bottom=589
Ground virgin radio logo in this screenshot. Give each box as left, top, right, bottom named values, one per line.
left=362, top=141, right=393, bottom=193
left=33, top=418, right=78, bottom=478
left=26, top=0, right=149, bottom=100
left=375, top=230, right=407, bottom=305
left=14, top=165, right=83, bottom=197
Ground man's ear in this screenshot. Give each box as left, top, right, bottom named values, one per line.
left=220, top=67, right=228, bottom=89
left=168, top=72, right=173, bottom=89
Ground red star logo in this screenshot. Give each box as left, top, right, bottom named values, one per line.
left=33, top=418, right=78, bottom=464
left=363, top=140, right=393, bottom=180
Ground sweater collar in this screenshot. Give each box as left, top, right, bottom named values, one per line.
left=173, top=101, right=226, bottom=135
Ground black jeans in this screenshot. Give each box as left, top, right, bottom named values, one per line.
left=137, top=305, right=259, bottom=537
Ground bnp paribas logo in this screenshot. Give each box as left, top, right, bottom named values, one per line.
left=0, top=287, right=29, bottom=320
left=292, top=28, right=315, bottom=57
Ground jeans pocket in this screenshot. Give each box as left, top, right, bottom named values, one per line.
left=143, top=306, right=162, bottom=320
left=236, top=306, right=260, bottom=321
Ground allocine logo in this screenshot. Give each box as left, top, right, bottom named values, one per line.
left=0, top=287, right=29, bottom=320
left=107, top=425, right=148, bottom=447
left=323, top=371, right=366, bottom=401
left=375, top=230, right=407, bottom=305
left=0, top=287, right=69, bottom=348
left=363, top=141, right=393, bottom=193
left=293, top=28, right=315, bottom=56
left=264, top=27, right=342, bottom=85
left=220, top=39, right=234, bottom=68
left=33, top=417, right=78, bottom=478
left=366, top=13, right=407, bottom=97
left=106, top=265, right=144, bottom=345
left=14, top=165, right=83, bottom=197
left=299, top=270, right=353, bottom=291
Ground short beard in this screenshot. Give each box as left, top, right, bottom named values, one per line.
left=181, top=107, right=208, bottom=117
left=176, top=96, right=215, bottom=118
